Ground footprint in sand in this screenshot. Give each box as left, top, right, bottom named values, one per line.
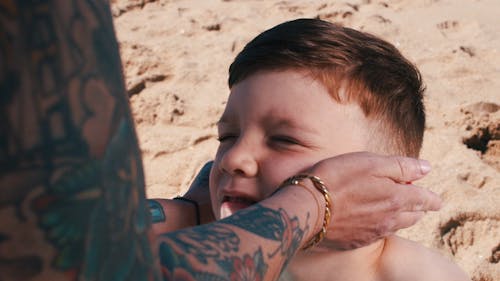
left=460, top=102, right=500, bottom=172
left=437, top=20, right=460, bottom=31
left=440, top=214, right=500, bottom=281
left=274, top=1, right=307, bottom=15
left=203, top=23, right=221, bottom=31
left=131, top=92, right=185, bottom=125
left=315, top=2, right=360, bottom=22
left=440, top=214, right=500, bottom=257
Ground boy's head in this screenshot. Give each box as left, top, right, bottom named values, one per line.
left=210, top=19, right=426, bottom=219
left=229, top=18, right=425, bottom=157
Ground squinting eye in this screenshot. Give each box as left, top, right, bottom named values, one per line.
left=217, top=135, right=237, bottom=142
left=270, top=136, right=300, bottom=145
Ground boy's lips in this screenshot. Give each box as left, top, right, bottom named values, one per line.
left=220, top=196, right=257, bottom=219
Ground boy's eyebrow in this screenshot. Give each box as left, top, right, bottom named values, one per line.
left=216, top=116, right=319, bottom=134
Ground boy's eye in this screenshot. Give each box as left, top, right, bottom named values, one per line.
left=270, top=136, right=300, bottom=145
left=217, top=134, right=237, bottom=142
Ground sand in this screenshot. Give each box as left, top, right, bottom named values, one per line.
left=111, top=0, right=499, bottom=280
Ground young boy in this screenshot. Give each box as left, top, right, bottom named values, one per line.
left=209, top=18, right=469, bottom=281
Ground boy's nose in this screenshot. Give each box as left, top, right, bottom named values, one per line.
left=219, top=140, right=258, bottom=178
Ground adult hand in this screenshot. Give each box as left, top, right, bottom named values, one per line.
left=149, top=161, right=214, bottom=234
left=308, top=152, right=442, bottom=250
left=181, top=161, right=215, bottom=224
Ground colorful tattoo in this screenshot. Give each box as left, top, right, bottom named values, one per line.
left=158, top=204, right=309, bottom=280
left=218, top=248, right=267, bottom=281
left=148, top=200, right=166, bottom=223
left=0, top=1, right=160, bottom=280
left=223, top=206, right=308, bottom=268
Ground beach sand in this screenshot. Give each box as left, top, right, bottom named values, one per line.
left=112, top=1, right=499, bottom=280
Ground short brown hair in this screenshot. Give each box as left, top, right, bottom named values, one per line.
left=228, top=18, right=425, bottom=157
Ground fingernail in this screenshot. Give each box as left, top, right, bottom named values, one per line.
left=419, top=160, right=431, bottom=174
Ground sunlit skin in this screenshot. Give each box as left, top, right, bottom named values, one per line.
left=210, top=69, right=372, bottom=220
left=209, top=69, right=469, bottom=281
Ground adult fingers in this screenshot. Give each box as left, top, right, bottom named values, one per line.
left=394, top=184, right=443, bottom=212
left=355, top=184, right=441, bottom=235
left=369, top=154, right=432, bottom=183
left=392, top=211, right=426, bottom=231
left=190, top=161, right=213, bottom=188
left=184, top=161, right=213, bottom=195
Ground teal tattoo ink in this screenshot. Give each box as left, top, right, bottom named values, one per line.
left=148, top=200, right=166, bottom=223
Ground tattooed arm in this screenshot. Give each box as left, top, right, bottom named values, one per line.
left=156, top=183, right=321, bottom=281
left=0, top=0, right=159, bottom=280
left=0, top=1, right=318, bottom=280
left=149, top=161, right=314, bottom=281
left=149, top=161, right=215, bottom=234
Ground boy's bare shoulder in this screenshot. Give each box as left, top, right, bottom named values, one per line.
left=377, top=235, right=470, bottom=281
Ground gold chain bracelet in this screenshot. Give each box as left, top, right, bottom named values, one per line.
left=278, top=174, right=332, bottom=250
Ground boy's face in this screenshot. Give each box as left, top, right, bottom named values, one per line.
left=210, top=70, right=372, bottom=219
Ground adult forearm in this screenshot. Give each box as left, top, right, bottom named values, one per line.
left=149, top=198, right=199, bottom=233
left=149, top=161, right=214, bottom=235
left=156, top=184, right=322, bottom=281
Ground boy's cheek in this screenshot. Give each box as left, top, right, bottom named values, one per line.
left=209, top=193, right=220, bottom=220
left=208, top=180, right=220, bottom=220
left=263, top=159, right=316, bottom=188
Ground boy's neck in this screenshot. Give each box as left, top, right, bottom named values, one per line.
left=284, top=238, right=387, bottom=281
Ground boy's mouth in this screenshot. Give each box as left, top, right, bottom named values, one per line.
left=220, top=196, right=257, bottom=219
